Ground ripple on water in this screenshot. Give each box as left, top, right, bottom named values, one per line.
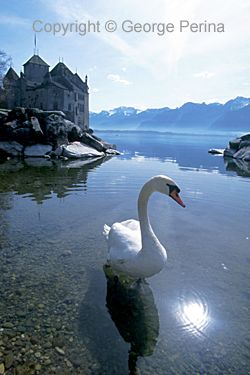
left=175, top=288, right=211, bottom=338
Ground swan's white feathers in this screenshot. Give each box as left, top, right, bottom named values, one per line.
left=106, top=220, right=142, bottom=268
left=108, top=220, right=142, bottom=254
left=103, top=224, right=110, bottom=239
left=120, top=219, right=140, bottom=232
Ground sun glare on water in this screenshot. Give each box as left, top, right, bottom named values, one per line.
left=175, top=291, right=211, bottom=337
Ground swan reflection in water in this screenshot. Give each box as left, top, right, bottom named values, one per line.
left=104, top=265, right=159, bottom=375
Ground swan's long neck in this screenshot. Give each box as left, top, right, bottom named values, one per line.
left=137, top=181, right=156, bottom=246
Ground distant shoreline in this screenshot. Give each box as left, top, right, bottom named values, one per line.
left=94, top=129, right=240, bottom=137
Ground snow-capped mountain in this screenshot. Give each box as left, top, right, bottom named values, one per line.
left=90, top=97, right=250, bottom=132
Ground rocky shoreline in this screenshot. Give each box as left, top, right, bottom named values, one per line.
left=208, top=134, right=250, bottom=161
left=208, top=134, right=250, bottom=176
left=223, top=134, right=250, bottom=161
left=0, top=107, right=119, bottom=160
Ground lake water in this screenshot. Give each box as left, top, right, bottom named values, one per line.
left=0, top=132, right=249, bottom=375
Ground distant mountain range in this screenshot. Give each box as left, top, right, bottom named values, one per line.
left=90, top=96, right=250, bottom=132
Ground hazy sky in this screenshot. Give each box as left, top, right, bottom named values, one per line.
left=1, top=0, right=249, bottom=111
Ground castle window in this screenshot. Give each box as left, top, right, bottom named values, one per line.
left=68, top=104, right=72, bottom=111
left=53, top=102, right=58, bottom=110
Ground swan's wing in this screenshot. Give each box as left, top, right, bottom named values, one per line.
left=119, top=219, right=140, bottom=232
left=104, top=220, right=139, bottom=240
left=107, top=220, right=142, bottom=264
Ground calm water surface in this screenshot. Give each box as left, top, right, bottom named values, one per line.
left=0, top=132, right=249, bottom=374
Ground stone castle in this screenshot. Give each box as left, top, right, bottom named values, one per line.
left=1, top=54, right=89, bottom=130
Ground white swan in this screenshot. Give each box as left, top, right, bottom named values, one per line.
left=103, top=175, right=185, bottom=279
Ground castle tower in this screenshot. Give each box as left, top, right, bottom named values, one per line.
left=23, top=55, right=49, bottom=84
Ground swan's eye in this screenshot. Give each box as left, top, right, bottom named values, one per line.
left=166, top=184, right=181, bottom=194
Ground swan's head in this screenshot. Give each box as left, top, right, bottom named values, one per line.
left=150, top=175, right=185, bottom=208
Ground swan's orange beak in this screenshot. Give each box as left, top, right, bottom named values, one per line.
left=170, top=190, right=186, bottom=208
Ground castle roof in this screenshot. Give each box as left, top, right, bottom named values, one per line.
left=23, top=54, right=49, bottom=67
left=4, top=67, right=19, bottom=81
left=73, top=73, right=87, bottom=89
left=50, top=62, right=75, bottom=91
left=50, top=62, right=70, bottom=76
left=50, top=63, right=88, bottom=91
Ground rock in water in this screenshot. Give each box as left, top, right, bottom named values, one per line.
left=31, top=116, right=43, bottom=134
left=59, top=142, right=104, bottom=159
left=23, top=144, right=52, bottom=157
left=224, top=147, right=235, bottom=158
left=0, top=141, right=23, bottom=158
left=55, top=347, right=65, bottom=355
left=0, top=363, right=5, bottom=375
left=224, top=134, right=250, bottom=161
left=46, top=113, right=68, bottom=147
left=208, top=149, right=224, bottom=155
left=4, top=352, right=14, bottom=369
left=106, top=148, right=121, bottom=155
left=233, top=145, right=250, bottom=161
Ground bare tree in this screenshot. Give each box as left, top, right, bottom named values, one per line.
left=0, top=50, right=12, bottom=86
